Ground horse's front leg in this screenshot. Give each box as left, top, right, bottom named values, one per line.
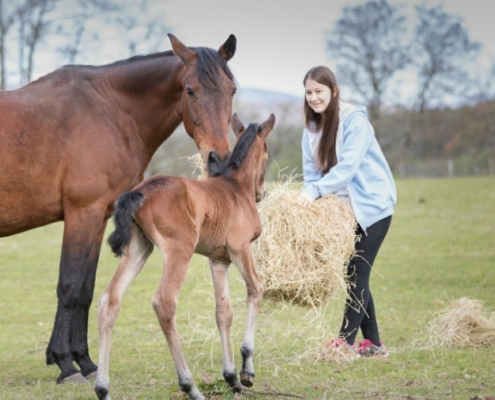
left=95, top=224, right=153, bottom=400
left=71, top=219, right=107, bottom=379
left=45, top=203, right=107, bottom=383
left=208, top=258, right=242, bottom=392
left=153, top=242, right=205, bottom=400
left=230, top=245, right=264, bottom=388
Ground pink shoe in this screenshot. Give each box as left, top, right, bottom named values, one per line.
left=357, top=339, right=389, bottom=357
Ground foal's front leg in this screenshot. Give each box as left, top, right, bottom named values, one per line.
left=208, top=258, right=242, bottom=392
left=230, top=245, right=264, bottom=387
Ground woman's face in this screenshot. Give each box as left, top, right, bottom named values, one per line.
left=305, top=79, right=333, bottom=114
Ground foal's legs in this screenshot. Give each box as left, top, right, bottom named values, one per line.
left=71, top=220, right=107, bottom=378
left=95, top=224, right=153, bottom=400
left=230, top=245, right=264, bottom=387
left=152, top=241, right=205, bottom=400
left=46, top=203, right=107, bottom=383
left=208, top=259, right=242, bottom=392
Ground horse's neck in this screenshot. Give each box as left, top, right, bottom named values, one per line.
left=102, top=56, right=184, bottom=157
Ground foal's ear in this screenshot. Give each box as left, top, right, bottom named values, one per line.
left=231, top=113, right=245, bottom=137
left=218, top=34, right=237, bottom=61
left=168, top=33, right=196, bottom=65
left=258, top=114, right=276, bottom=139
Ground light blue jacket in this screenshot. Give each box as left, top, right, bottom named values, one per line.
left=302, top=101, right=397, bottom=231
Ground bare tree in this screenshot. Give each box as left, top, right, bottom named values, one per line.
left=413, top=4, right=480, bottom=112
left=326, top=0, right=410, bottom=118
left=0, top=0, right=169, bottom=89
left=0, top=0, right=23, bottom=89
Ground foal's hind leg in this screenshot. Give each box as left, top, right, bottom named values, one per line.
left=152, top=241, right=205, bottom=400
left=208, top=259, right=242, bottom=392
left=94, top=224, right=153, bottom=400
left=230, top=245, right=264, bottom=388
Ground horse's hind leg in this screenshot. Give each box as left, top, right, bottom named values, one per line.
left=230, top=245, right=264, bottom=388
left=95, top=224, right=153, bottom=400
left=152, top=242, right=205, bottom=400
left=46, top=203, right=107, bottom=383
left=71, top=220, right=107, bottom=379
left=208, top=258, right=242, bottom=392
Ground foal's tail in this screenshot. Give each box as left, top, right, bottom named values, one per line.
left=108, top=190, right=145, bottom=257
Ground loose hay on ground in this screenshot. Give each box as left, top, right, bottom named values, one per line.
left=252, top=181, right=357, bottom=308
left=429, top=297, right=495, bottom=348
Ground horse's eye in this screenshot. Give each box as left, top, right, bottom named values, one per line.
left=185, top=88, right=195, bottom=98
left=232, top=88, right=237, bottom=96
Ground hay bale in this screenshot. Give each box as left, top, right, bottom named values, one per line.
left=429, top=297, right=495, bottom=348
left=253, top=181, right=357, bottom=308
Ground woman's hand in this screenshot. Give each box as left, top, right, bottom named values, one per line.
left=296, top=191, right=314, bottom=207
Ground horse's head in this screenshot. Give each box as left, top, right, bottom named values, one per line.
left=231, top=113, right=275, bottom=202
left=168, top=33, right=236, bottom=170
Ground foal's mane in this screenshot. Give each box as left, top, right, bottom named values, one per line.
left=210, top=124, right=259, bottom=177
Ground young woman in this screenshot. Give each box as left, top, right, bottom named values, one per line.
left=297, top=66, right=397, bottom=357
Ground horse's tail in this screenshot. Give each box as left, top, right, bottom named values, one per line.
left=108, top=190, right=145, bottom=257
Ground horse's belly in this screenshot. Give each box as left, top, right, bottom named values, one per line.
left=0, top=198, right=62, bottom=237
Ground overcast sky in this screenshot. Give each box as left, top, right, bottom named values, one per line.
left=23, top=0, right=494, bottom=102
left=158, top=0, right=495, bottom=98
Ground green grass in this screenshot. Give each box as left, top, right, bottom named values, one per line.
left=1, top=177, right=494, bottom=399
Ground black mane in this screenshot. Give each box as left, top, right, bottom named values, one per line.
left=209, top=124, right=258, bottom=177
left=101, top=47, right=234, bottom=90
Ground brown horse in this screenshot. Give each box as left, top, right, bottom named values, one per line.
left=94, top=113, right=275, bottom=400
left=0, top=34, right=237, bottom=383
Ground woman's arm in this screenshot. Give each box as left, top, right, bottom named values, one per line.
left=304, top=113, right=374, bottom=200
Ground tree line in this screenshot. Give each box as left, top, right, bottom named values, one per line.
left=0, top=0, right=169, bottom=90
left=326, top=0, right=492, bottom=118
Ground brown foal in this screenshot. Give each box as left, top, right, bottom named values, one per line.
left=95, top=113, right=275, bottom=400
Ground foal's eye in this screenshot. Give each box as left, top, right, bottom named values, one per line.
left=231, top=87, right=237, bottom=96
left=185, top=88, right=195, bottom=98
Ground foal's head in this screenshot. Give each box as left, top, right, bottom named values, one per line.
left=230, top=113, right=275, bottom=202
left=168, top=34, right=237, bottom=169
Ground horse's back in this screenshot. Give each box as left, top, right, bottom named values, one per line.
left=0, top=67, right=135, bottom=236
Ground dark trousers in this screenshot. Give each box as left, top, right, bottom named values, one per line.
left=339, top=216, right=392, bottom=346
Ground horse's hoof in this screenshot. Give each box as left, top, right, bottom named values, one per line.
left=240, top=374, right=254, bottom=388
left=83, top=370, right=97, bottom=380
left=59, top=372, right=89, bottom=384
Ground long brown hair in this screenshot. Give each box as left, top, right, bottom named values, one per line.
left=303, top=66, right=340, bottom=173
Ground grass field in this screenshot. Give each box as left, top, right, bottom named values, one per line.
left=1, top=177, right=494, bottom=399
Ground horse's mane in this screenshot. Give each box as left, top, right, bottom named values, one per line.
left=209, top=124, right=258, bottom=177
left=81, top=47, right=234, bottom=90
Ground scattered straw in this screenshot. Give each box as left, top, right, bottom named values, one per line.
left=429, top=297, right=495, bottom=348
left=185, top=153, right=209, bottom=180
left=253, top=178, right=357, bottom=308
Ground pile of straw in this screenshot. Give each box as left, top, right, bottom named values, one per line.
left=429, top=297, right=495, bottom=348
left=252, top=181, right=357, bottom=308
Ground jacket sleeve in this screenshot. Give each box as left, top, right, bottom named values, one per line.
left=301, top=131, right=323, bottom=199
left=304, top=113, right=373, bottom=199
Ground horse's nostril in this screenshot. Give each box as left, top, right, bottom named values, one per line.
left=208, top=151, right=220, bottom=165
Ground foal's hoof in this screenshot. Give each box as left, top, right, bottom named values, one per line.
left=58, top=372, right=89, bottom=384
left=240, top=374, right=254, bottom=388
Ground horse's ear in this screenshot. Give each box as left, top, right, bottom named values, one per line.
left=168, top=33, right=196, bottom=65
left=258, top=114, right=276, bottom=139
left=218, top=34, right=237, bottom=61
left=231, top=113, right=245, bottom=137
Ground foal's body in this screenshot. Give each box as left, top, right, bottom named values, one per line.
left=95, top=114, right=275, bottom=400
left=0, top=34, right=237, bottom=383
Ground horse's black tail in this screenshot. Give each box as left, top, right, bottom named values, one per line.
left=108, top=190, right=145, bottom=257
